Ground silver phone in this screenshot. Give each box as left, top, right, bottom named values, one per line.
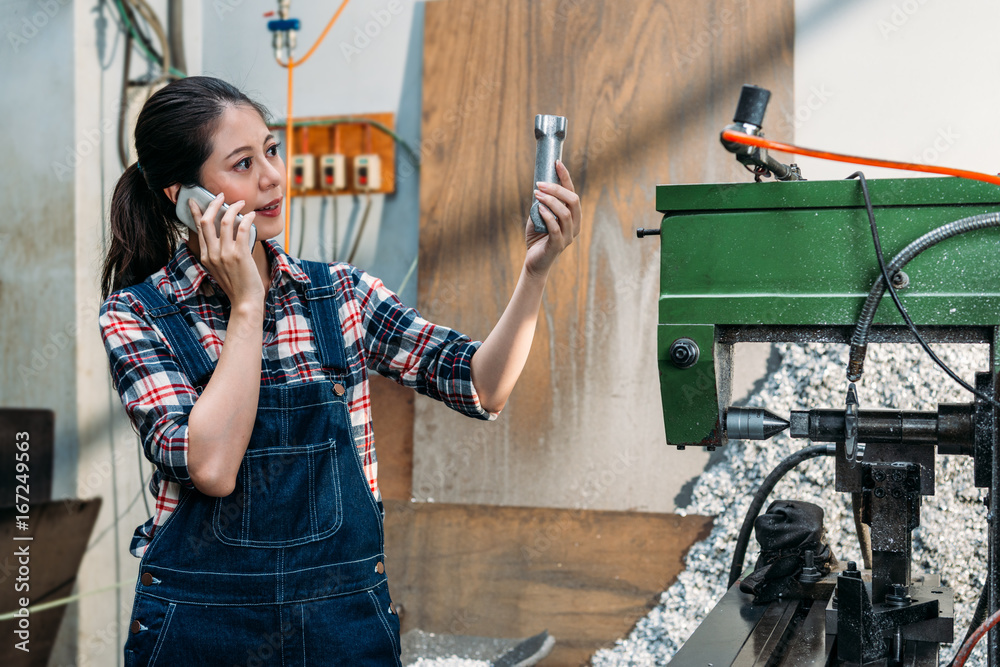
left=175, top=184, right=257, bottom=249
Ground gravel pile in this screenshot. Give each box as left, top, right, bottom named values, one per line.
left=592, top=342, right=992, bottom=667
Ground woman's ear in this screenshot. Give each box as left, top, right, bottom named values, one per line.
left=163, top=183, right=181, bottom=205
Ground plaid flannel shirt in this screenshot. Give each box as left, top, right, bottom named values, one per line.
left=100, top=239, right=496, bottom=557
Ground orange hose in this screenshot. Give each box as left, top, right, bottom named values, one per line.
left=721, top=129, right=1000, bottom=187
left=952, top=607, right=1000, bottom=667
left=278, top=0, right=352, bottom=252
left=287, top=0, right=350, bottom=68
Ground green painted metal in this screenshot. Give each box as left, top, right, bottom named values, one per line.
left=655, top=176, right=1000, bottom=447
left=658, top=324, right=726, bottom=446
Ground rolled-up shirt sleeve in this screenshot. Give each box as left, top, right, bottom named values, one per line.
left=348, top=266, right=499, bottom=421
left=99, top=291, right=198, bottom=488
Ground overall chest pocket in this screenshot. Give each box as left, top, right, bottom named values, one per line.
left=212, top=439, right=343, bottom=547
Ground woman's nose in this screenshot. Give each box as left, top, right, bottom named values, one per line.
left=262, top=159, right=285, bottom=189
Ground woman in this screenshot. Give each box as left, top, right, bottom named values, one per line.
left=99, top=76, right=581, bottom=665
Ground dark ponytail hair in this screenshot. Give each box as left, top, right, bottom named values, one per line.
left=100, top=76, right=270, bottom=300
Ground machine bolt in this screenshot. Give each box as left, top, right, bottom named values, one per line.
left=669, top=338, right=701, bottom=369
left=843, top=561, right=862, bottom=579
left=885, top=584, right=912, bottom=607
left=873, top=470, right=887, bottom=482
left=874, top=487, right=886, bottom=498
left=892, top=470, right=904, bottom=482
left=891, top=488, right=903, bottom=498
left=891, top=270, right=910, bottom=289
left=799, top=549, right=822, bottom=584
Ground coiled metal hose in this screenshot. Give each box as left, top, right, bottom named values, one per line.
left=847, top=212, right=1000, bottom=382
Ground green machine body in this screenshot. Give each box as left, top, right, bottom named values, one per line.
left=654, top=176, right=1000, bottom=448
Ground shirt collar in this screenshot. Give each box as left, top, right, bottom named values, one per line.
left=165, top=238, right=312, bottom=302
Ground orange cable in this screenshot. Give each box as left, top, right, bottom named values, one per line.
left=278, top=0, right=352, bottom=252
left=283, top=0, right=351, bottom=69
left=721, top=129, right=1000, bottom=187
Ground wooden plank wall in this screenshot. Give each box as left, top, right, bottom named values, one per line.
left=416, top=0, right=793, bottom=509
left=384, top=501, right=713, bottom=666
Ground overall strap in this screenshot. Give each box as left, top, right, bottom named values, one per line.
left=127, top=281, right=216, bottom=389
left=299, top=261, right=348, bottom=372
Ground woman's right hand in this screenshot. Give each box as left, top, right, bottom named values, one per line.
left=189, top=194, right=264, bottom=310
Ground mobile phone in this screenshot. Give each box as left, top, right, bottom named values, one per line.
left=175, top=184, right=257, bottom=249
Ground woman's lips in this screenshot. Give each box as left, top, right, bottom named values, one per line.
left=254, top=198, right=282, bottom=217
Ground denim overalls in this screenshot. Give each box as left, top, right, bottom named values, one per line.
left=122, top=260, right=402, bottom=666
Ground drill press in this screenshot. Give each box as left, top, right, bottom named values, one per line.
left=642, top=85, right=1000, bottom=665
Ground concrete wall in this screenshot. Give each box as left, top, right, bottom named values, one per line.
left=1, top=0, right=79, bottom=664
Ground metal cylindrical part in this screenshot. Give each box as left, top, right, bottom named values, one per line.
left=788, top=407, right=973, bottom=450
left=937, top=403, right=975, bottom=456
left=725, top=407, right=789, bottom=441
left=529, top=114, right=567, bottom=234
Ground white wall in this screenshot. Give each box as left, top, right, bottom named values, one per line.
left=795, top=0, right=1000, bottom=180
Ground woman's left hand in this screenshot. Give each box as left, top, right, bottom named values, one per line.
left=525, top=160, right=582, bottom=278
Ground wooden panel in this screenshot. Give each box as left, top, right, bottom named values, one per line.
left=0, top=499, right=102, bottom=665
left=369, top=373, right=415, bottom=501
left=415, top=0, right=794, bottom=509
left=384, top=501, right=713, bottom=665
left=0, top=409, right=54, bottom=507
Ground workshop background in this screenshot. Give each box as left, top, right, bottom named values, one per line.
left=2, top=0, right=1000, bottom=665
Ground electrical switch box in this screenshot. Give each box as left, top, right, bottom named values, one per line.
left=291, top=155, right=315, bottom=190
left=354, top=154, right=381, bottom=191
left=320, top=154, right=346, bottom=191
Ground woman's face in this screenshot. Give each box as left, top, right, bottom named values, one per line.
left=198, top=104, right=285, bottom=240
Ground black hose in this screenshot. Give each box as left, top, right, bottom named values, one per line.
left=845, top=173, right=1000, bottom=409
left=728, top=444, right=835, bottom=589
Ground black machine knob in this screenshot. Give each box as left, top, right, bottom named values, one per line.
left=733, top=84, right=771, bottom=128
left=636, top=228, right=661, bottom=238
